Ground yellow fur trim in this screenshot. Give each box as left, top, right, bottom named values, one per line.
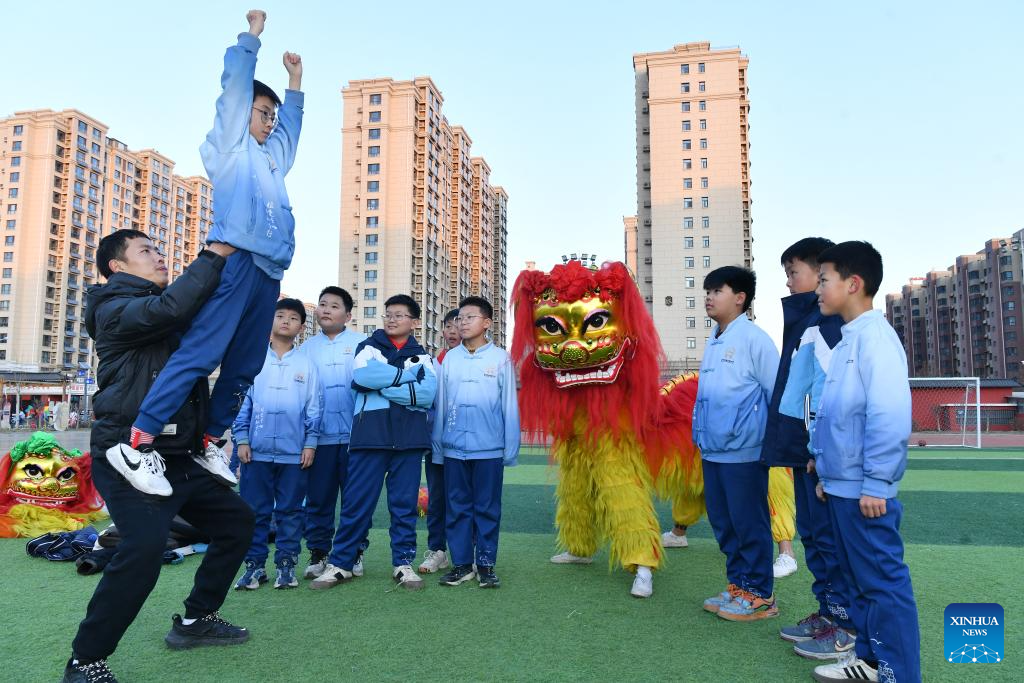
left=654, top=451, right=705, bottom=527
left=768, top=467, right=796, bottom=543
left=0, top=503, right=107, bottom=539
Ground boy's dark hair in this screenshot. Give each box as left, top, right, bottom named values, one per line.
left=703, top=266, right=756, bottom=313
left=780, top=237, right=836, bottom=268
left=276, top=298, right=306, bottom=324
left=818, top=241, right=883, bottom=297
left=97, top=229, right=149, bottom=278
left=253, top=79, right=281, bottom=107
left=459, top=296, right=493, bottom=320
left=385, top=294, right=420, bottom=320
left=319, top=286, right=354, bottom=312
left=443, top=308, right=460, bottom=324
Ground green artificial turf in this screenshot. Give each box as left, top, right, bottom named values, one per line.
left=4, top=453, right=1022, bottom=682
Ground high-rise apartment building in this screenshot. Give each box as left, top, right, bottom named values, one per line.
left=623, top=215, right=638, bottom=277
left=633, top=42, right=752, bottom=371
left=0, top=109, right=211, bottom=373
left=338, top=78, right=508, bottom=352
left=885, top=234, right=1024, bottom=380
left=490, top=186, right=509, bottom=348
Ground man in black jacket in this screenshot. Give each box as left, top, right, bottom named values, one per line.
left=63, top=230, right=255, bottom=683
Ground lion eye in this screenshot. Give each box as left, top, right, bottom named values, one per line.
left=535, top=316, right=566, bottom=336
left=582, top=311, right=610, bottom=334
left=56, top=468, right=77, bottom=482
left=23, top=464, right=44, bottom=478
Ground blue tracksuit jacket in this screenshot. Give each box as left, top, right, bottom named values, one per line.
left=693, top=314, right=780, bottom=463
left=431, top=342, right=520, bottom=466
left=349, top=330, right=437, bottom=451
left=811, top=310, right=912, bottom=500
left=200, top=32, right=303, bottom=280
left=301, top=328, right=366, bottom=445
left=232, top=344, right=321, bottom=464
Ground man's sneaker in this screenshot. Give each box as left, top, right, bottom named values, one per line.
left=62, top=659, right=118, bottom=683
left=773, top=552, right=798, bottom=578
left=630, top=570, right=653, bottom=598
left=780, top=612, right=833, bottom=643
left=303, top=549, right=328, bottom=579
left=353, top=553, right=365, bottom=577
left=812, top=653, right=878, bottom=682
left=105, top=443, right=172, bottom=496
left=794, top=626, right=857, bottom=660
left=477, top=566, right=501, bottom=588
left=717, top=590, right=779, bottom=621
left=309, top=563, right=353, bottom=590
left=393, top=564, right=425, bottom=590
left=234, top=560, right=267, bottom=591
left=274, top=561, right=298, bottom=589
left=164, top=612, right=249, bottom=649
left=439, top=564, right=476, bottom=586
left=550, top=551, right=593, bottom=564
left=192, top=440, right=237, bottom=486
left=703, top=583, right=742, bottom=613
left=660, top=530, right=689, bottom=548
left=418, top=549, right=450, bottom=574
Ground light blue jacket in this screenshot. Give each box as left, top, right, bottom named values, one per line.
left=200, top=32, right=303, bottom=280
left=233, top=345, right=321, bottom=464
left=811, top=310, right=911, bottom=500
left=302, top=328, right=366, bottom=445
left=693, top=314, right=780, bottom=463
left=431, top=342, right=520, bottom=466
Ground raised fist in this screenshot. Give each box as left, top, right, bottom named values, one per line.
left=246, top=10, right=266, bottom=36
left=283, top=52, right=302, bottom=77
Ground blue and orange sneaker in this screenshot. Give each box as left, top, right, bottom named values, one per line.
left=717, top=590, right=779, bottom=621
left=703, top=583, right=743, bottom=613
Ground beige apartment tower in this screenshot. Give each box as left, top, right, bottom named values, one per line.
left=633, top=43, right=752, bottom=372
left=338, top=78, right=508, bottom=352
left=0, top=109, right=211, bottom=373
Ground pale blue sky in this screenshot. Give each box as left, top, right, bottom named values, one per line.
left=5, top=0, right=1022, bottom=345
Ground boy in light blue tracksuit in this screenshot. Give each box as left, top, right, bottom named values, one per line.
left=300, top=286, right=367, bottom=580
left=809, top=241, right=919, bottom=683
left=309, top=294, right=437, bottom=592
left=233, top=299, right=321, bottom=591
left=117, top=11, right=305, bottom=495
left=761, top=238, right=858, bottom=659
left=431, top=297, right=519, bottom=589
left=694, top=266, right=781, bottom=622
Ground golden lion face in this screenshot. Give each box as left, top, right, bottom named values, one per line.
left=5, top=449, right=81, bottom=507
left=532, top=290, right=630, bottom=388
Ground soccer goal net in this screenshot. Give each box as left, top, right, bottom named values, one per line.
left=908, top=377, right=982, bottom=448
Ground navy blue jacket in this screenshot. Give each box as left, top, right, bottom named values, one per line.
left=760, top=291, right=843, bottom=467
left=349, top=330, right=437, bottom=452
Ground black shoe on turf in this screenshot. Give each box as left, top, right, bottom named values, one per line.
left=164, top=612, right=250, bottom=650
left=62, top=659, right=118, bottom=683
left=477, top=566, right=501, bottom=588
left=439, top=564, right=476, bottom=586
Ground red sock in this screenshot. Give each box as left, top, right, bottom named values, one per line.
left=130, top=427, right=155, bottom=449
left=203, top=434, right=220, bottom=449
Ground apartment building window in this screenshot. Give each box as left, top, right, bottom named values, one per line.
left=368, top=128, right=381, bottom=140
left=683, top=217, right=694, bottom=229
left=683, top=198, right=693, bottom=209
left=702, top=216, right=710, bottom=228
left=5, top=221, right=13, bottom=230
left=681, top=101, right=690, bottom=112
left=9, top=157, right=19, bottom=167
left=365, top=270, right=378, bottom=282
left=699, top=177, right=708, bottom=189
left=703, top=256, right=711, bottom=268
left=368, top=146, right=380, bottom=157
left=699, top=119, right=707, bottom=130
left=1002, top=271, right=1014, bottom=281
left=685, top=277, right=695, bottom=288
left=11, top=141, right=21, bottom=152
left=702, top=236, right=710, bottom=248
left=1005, top=301, right=1016, bottom=311
left=698, top=63, right=705, bottom=73
left=367, top=199, right=379, bottom=210
left=0, top=300, right=8, bottom=310
left=364, top=306, right=377, bottom=318
left=699, top=100, right=706, bottom=111
left=5, top=206, right=14, bottom=214
left=682, top=139, right=692, bottom=150
left=364, top=288, right=377, bottom=300
left=699, top=138, right=708, bottom=149
left=367, top=163, right=380, bottom=175
left=686, top=297, right=696, bottom=309
left=1009, top=347, right=1018, bottom=358
left=366, top=234, right=378, bottom=246
left=681, top=82, right=690, bottom=93
left=685, top=257, right=695, bottom=268
left=684, top=237, right=694, bottom=249
left=6, top=189, right=15, bottom=199
left=701, top=196, right=709, bottom=208
left=683, top=158, right=692, bottom=170
left=686, top=317, right=696, bottom=328
left=705, top=318, right=713, bottom=328
left=682, top=120, right=691, bottom=132
left=686, top=337, right=697, bottom=349
left=369, top=94, right=382, bottom=105
left=365, top=252, right=378, bottom=264
left=8, top=173, right=17, bottom=183
left=366, top=217, right=378, bottom=227
left=1, top=269, right=9, bottom=278
left=1007, top=316, right=1017, bottom=326
left=13, top=125, right=22, bottom=135
left=683, top=178, right=693, bottom=189
left=368, top=111, right=381, bottom=122
left=680, top=64, right=690, bottom=74
left=698, top=81, right=706, bottom=92
left=367, top=181, right=379, bottom=192
left=363, top=325, right=375, bottom=334
left=3, top=237, right=13, bottom=246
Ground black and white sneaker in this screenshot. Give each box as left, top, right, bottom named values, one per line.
left=303, top=549, right=328, bottom=579
left=62, top=659, right=118, bottom=683
left=812, top=653, right=879, bottom=682
left=439, top=564, right=476, bottom=586
left=192, top=440, right=237, bottom=486
left=477, top=566, right=501, bottom=588
left=164, top=612, right=249, bottom=650
left=105, top=443, right=172, bottom=496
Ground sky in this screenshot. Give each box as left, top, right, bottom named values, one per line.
left=4, top=0, right=1022, bottom=347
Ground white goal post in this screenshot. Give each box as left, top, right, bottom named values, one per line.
left=908, top=377, right=982, bottom=449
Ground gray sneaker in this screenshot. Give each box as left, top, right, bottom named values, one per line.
left=779, top=612, right=833, bottom=642
left=795, top=626, right=857, bottom=660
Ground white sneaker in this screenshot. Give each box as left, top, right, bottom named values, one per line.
left=418, top=549, right=450, bottom=574
left=393, top=564, right=425, bottom=590
left=192, top=441, right=237, bottom=486
left=661, top=530, right=689, bottom=548
left=106, top=443, right=172, bottom=496
left=630, top=567, right=653, bottom=598
left=303, top=550, right=328, bottom=579
left=353, top=553, right=364, bottom=577
left=550, top=552, right=593, bottom=564
left=774, top=552, right=799, bottom=578
left=812, top=653, right=879, bottom=682
left=309, top=563, right=353, bottom=590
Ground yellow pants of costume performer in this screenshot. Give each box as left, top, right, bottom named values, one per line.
left=669, top=465, right=796, bottom=543
left=553, top=433, right=661, bottom=572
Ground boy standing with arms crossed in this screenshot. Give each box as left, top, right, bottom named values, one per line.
left=432, top=297, right=519, bottom=588
left=695, top=266, right=781, bottom=622
left=809, top=241, right=919, bottom=683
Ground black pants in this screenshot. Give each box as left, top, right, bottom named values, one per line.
left=71, top=453, right=254, bottom=662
